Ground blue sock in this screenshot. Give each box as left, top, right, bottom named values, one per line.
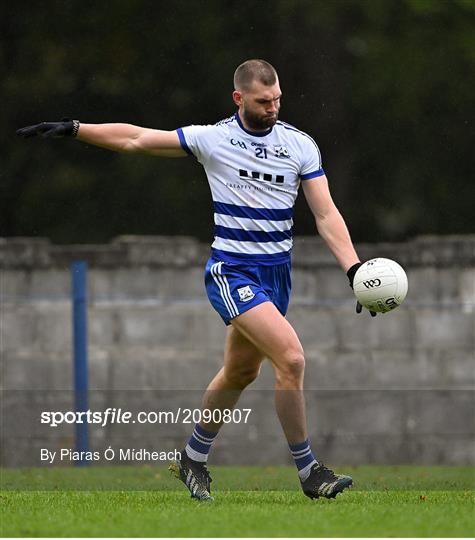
left=289, top=439, right=318, bottom=481
left=185, top=424, right=219, bottom=463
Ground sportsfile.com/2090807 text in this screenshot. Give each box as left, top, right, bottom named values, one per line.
left=40, top=408, right=252, bottom=427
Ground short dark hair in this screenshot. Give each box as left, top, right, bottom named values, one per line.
left=234, top=59, right=278, bottom=91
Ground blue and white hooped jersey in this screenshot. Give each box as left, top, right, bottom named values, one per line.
left=177, top=112, right=324, bottom=265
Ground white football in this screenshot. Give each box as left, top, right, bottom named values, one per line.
left=353, top=258, right=408, bottom=313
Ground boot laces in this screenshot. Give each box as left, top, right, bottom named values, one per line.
left=191, top=461, right=212, bottom=489
left=315, top=462, right=339, bottom=482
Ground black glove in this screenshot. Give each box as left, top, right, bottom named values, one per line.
left=347, top=262, right=377, bottom=317
left=17, top=119, right=79, bottom=138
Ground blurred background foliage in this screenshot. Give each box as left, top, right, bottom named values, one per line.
left=2, top=0, right=474, bottom=244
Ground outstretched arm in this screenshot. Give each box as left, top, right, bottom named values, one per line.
left=17, top=119, right=186, bottom=158
left=77, top=123, right=186, bottom=157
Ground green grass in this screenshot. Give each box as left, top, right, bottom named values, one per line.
left=1, top=466, right=474, bottom=537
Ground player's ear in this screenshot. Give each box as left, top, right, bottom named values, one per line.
left=232, top=90, right=242, bottom=107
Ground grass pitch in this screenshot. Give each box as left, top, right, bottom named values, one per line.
left=1, top=466, right=474, bottom=537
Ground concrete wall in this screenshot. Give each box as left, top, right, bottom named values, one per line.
left=1, top=235, right=474, bottom=468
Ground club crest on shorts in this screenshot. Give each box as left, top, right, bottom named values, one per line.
left=237, top=285, right=255, bottom=302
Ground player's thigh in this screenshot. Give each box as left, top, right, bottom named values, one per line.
left=223, top=325, right=264, bottom=382
left=230, top=301, right=304, bottom=372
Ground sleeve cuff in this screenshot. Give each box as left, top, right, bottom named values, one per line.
left=176, top=128, right=193, bottom=156
left=300, top=168, right=325, bottom=180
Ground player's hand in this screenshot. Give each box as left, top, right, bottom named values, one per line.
left=346, top=262, right=377, bottom=317
left=355, top=299, right=376, bottom=317
left=16, top=119, right=78, bottom=138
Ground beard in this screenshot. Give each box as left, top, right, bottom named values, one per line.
left=241, top=107, right=279, bottom=131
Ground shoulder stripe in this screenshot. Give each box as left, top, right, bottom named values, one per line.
left=277, top=120, right=322, bottom=169
left=215, top=115, right=236, bottom=126
left=276, top=121, right=320, bottom=151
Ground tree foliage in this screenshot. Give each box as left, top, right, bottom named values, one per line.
left=2, top=0, right=474, bottom=243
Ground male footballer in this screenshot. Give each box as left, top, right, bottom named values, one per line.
left=18, top=59, right=375, bottom=501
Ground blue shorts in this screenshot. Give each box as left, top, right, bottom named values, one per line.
left=204, top=256, right=292, bottom=325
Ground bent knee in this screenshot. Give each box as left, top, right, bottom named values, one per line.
left=275, top=348, right=305, bottom=382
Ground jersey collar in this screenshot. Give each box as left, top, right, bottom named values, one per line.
left=235, top=112, right=273, bottom=137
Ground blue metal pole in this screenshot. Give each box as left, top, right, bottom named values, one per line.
left=71, top=260, right=90, bottom=465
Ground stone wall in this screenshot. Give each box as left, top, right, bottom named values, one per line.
left=1, top=235, right=474, bottom=468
